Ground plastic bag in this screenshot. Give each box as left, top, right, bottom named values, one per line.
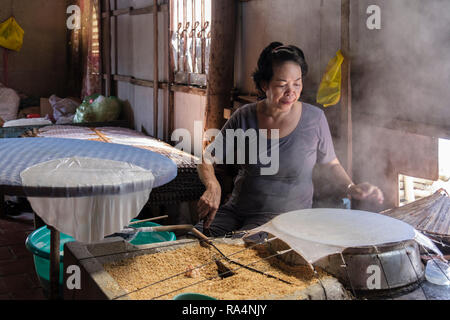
left=0, top=17, right=24, bottom=52
left=49, top=95, right=79, bottom=123
left=0, top=85, right=20, bottom=121
left=84, top=93, right=101, bottom=104
left=73, top=95, right=97, bottom=123
left=316, top=50, right=344, bottom=107
left=425, top=259, right=450, bottom=286
left=91, top=95, right=122, bottom=122
left=73, top=95, right=122, bottom=123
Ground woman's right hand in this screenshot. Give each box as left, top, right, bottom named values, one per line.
left=197, top=183, right=221, bottom=229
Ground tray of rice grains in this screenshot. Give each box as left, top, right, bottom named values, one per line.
left=102, top=238, right=350, bottom=300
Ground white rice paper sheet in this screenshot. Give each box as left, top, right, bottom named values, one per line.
left=244, top=209, right=443, bottom=266
left=20, top=157, right=155, bottom=243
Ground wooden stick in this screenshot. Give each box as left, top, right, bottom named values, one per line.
left=49, top=226, right=60, bottom=300
left=145, top=224, right=194, bottom=232
left=191, top=228, right=294, bottom=285
left=190, top=227, right=211, bottom=243
left=128, top=215, right=169, bottom=225
left=131, top=224, right=212, bottom=243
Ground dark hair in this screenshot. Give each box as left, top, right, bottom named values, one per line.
left=252, top=42, right=309, bottom=98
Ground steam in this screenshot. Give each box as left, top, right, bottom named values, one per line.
left=350, top=0, right=450, bottom=209
left=352, top=0, right=450, bottom=128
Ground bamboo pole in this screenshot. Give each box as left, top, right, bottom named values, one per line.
left=113, top=0, right=119, bottom=96
left=104, top=0, right=112, bottom=96
left=168, top=0, right=175, bottom=141
left=201, top=0, right=206, bottom=74
left=191, top=0, right=196, bottom=74
left=183, top=0, right=188, bottom=73
left=153, top=0, right=159, bottom=138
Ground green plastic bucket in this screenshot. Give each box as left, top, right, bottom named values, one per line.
left=128, top=220, right=176, bottom=245
left=25, top=226, right=75, bottom=289
left=173, top=293, right=217, bottom=300
left=25, top=220, right=176, bottom=292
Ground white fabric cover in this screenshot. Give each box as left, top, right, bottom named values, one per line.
left=245, top=208, right=441, bottom=265
left=20, top=157, right=155, bottom=243
left=3, top=118, right=52, bottom=127
left=0, top=86, right=20, bottom=121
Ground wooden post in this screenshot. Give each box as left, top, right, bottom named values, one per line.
left=204, top=0, right=237, bottom=134
left=153, top=0, right=159, bottom=138
left=340, top=0, right=353, bottom=179
left=49, top=226, right=60, bottom=300
left=113, top=0, right=119, bottom=97
left=183, top=0, right=188, bottom=73
left=168, top=0, right=175, bottom=141
left=201, top=0, right=206, bottom=74
left=191, top=0, right=196, bottom=74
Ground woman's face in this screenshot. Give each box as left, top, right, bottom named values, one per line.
left=262, top=61, right=303, bottom=112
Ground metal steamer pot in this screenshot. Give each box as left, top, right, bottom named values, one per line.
left=267, top=237, right=425, bottom=296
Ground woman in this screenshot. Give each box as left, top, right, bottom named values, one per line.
left=196, top=42, right=383, bottom=237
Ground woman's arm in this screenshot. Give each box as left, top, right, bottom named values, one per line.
left=197, top=160, right=222, bottom=229
left=321, top=158, right=384, bottom=204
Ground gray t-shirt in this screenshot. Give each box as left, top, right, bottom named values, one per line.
left=208, top=102, right=336, bottom=216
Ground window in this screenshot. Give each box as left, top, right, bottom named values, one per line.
left=171, top=0, right=211, bottom=86
left=398, top=138, right=450, bottom=206
left=91, top=4, right=100, bottom=56
left=81, top=1, right=101, bottom=98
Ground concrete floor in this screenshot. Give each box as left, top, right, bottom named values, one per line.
left=0, top=215, right=46, bottom=300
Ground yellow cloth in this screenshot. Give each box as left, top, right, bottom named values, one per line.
left=316, top=50, right=344, bottom=107
left=0, top=17, right=24, bottom=52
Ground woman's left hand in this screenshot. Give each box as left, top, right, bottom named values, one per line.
left=348, top=182, right=384, bottom=204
